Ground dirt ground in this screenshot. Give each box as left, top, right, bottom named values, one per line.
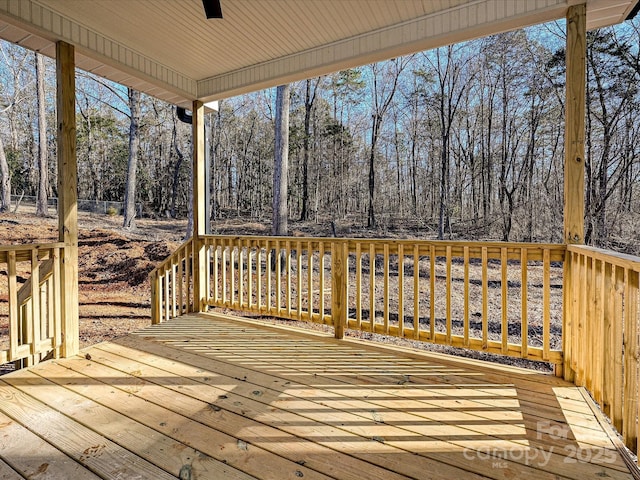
left=0, top=206, right=554, bottom=372
left=0, top=207, right=361, bottom=349
left=0, top=206, right=186, bottom=348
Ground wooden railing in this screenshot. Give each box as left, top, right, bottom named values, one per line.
left=565, top=245, right=640, bottom=453
left=0, top=243, right=64, bottom=366
left=150, top=235, right=640, bottom=456
left=150, top=238, right=195, bottom=323
left=191, top=235, right=565, bottom=366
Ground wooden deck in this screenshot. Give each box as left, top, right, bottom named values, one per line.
left=0, top=313, right=635, bottom=480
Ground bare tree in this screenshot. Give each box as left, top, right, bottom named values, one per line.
left=430, top=47, right=470, bottom=239
left=272, top=84, right=290, bottom=236
left=123, top=88, right=141, bottom=229
left=300, top=78, right=320, bottom=221
left=367, top=58, right=411, bottom=228
left=0, top=137, right=9, bottom=212
left=35, top=52, right=48, bottom=216
left=0, top=44, right=31, bottom=212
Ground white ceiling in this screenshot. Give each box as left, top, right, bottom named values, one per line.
left=0, top=0, right=637, bottom=108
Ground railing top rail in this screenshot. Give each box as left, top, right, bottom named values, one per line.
left=149, top=236, right=194, bottom=276
left=0, top=241, right=65, bottom=252
left=199, top=234, right=565, bottom=251
left=567, top=244, right=640, bottom=272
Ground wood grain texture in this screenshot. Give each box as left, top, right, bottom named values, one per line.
left=56, top=41, right=79, bottom=358
left=564, top=4, right=586, bottom=244
left=0, top=313, right=635, bottom=479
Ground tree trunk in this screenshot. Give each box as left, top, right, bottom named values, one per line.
left=272, top=84, right=290, bottom=236
left=367, top=115, right=380, bottom=228
left=300, top=79, right=318, bottom=221
left=35, top=53, right=49, bottom=216
left=123, top=88, right=141, bottom=229
left=0, top=135, right=10, bottom=212
left=170, top=113, right=184, bottom=218
left=437, top=135, right=448, bottom=240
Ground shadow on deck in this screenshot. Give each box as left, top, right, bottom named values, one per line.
left=0, top=312, right=634, bottom=479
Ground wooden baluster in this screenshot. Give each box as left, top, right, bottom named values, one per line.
left=164, top=266, right=170, bottom=321
left=577, top=253, right=587, bottom=385
left=369, top=243, right=376, bottom=331
left=501, top=247, right=508, bottom=355
left=46, top=274, right=54, bottom=345
left=257, top=244, right=263, bottom=311
left=238, top=241, right=244, bottom=308
left=481, top=246, right=488, bottom=350
left=171, top=262, right=177, bottom=318
left=52, top=248, right=62, bottom=356
left=297, top=241, right=303, bottom=318
left=623, top=269, right=639, bottom=451
left=247, top=241, right=253, bottom=309
left=585, top=255, right=595, bottom=391
left=356, top=242, right=362, bottom=329
left=398, top=244, right=404, bottom=337
left=319, top=241, right=325, bottom=322
left=570, top=252, right=581, bottom=375
left=151, top=271, right=159, bottom=324
left=563, top=249, right=575, bottom=381
left=543, top=249, right=551, bottom=363
left=266, top=241, right=272, bottom=313
left=520, top=248, right=528, bottom=358
left=8, top=251, right=19, bottom=360
left=230, top=241, right=236, bottom=306
left=595, top=257, right=603, bottom=394
left=413, top=245, right=420, bottom=340
left=185, top=241, right=192, bottom=312
left=30, top=249, right=41, bottom=359
left=286, top=241, right=292, bottom=316
left=462, top=246, right=470, bottom=348
left=158, top=272, right=164, bottom=322
left=332, top=241, right=347, bottom=339
left=603, top=262, right=614, bottom=417
left=307, top=242, right=313, bottom=319
left=613, top=265, right=624, bottom=432
left=429, top=245, right=435, bottom=341
left=446, top=246, right=452, bottom=344
left=178, top=247, right=185, bottom=313
left=275, top=239, right=281, bottom=314
left=383, top=243, right=390, bottom=335
left=222, top=243, right=228, bottom=304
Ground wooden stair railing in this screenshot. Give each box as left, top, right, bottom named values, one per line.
left=0, top=243, right=64, bottom=367
left=17, top=257, right=54, bottom=306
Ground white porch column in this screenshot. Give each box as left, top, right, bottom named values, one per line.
left=56, top=41, right=79, bottom=357
left=192, top=100, right=208, bottom=311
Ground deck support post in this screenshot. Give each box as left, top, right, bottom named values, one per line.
left=56, top=41, right=79, bottom=358
left=192, top=100, right=208, bottom=312
left=332, top=241, right=348, bottom=339
left=562, top=4, right=586, bottom=381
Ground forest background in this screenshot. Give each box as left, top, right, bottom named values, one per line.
left=1, top=17, right=640, bottom=253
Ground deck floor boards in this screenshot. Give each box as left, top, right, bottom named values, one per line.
left=0, top=312, right=635, bottom=480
